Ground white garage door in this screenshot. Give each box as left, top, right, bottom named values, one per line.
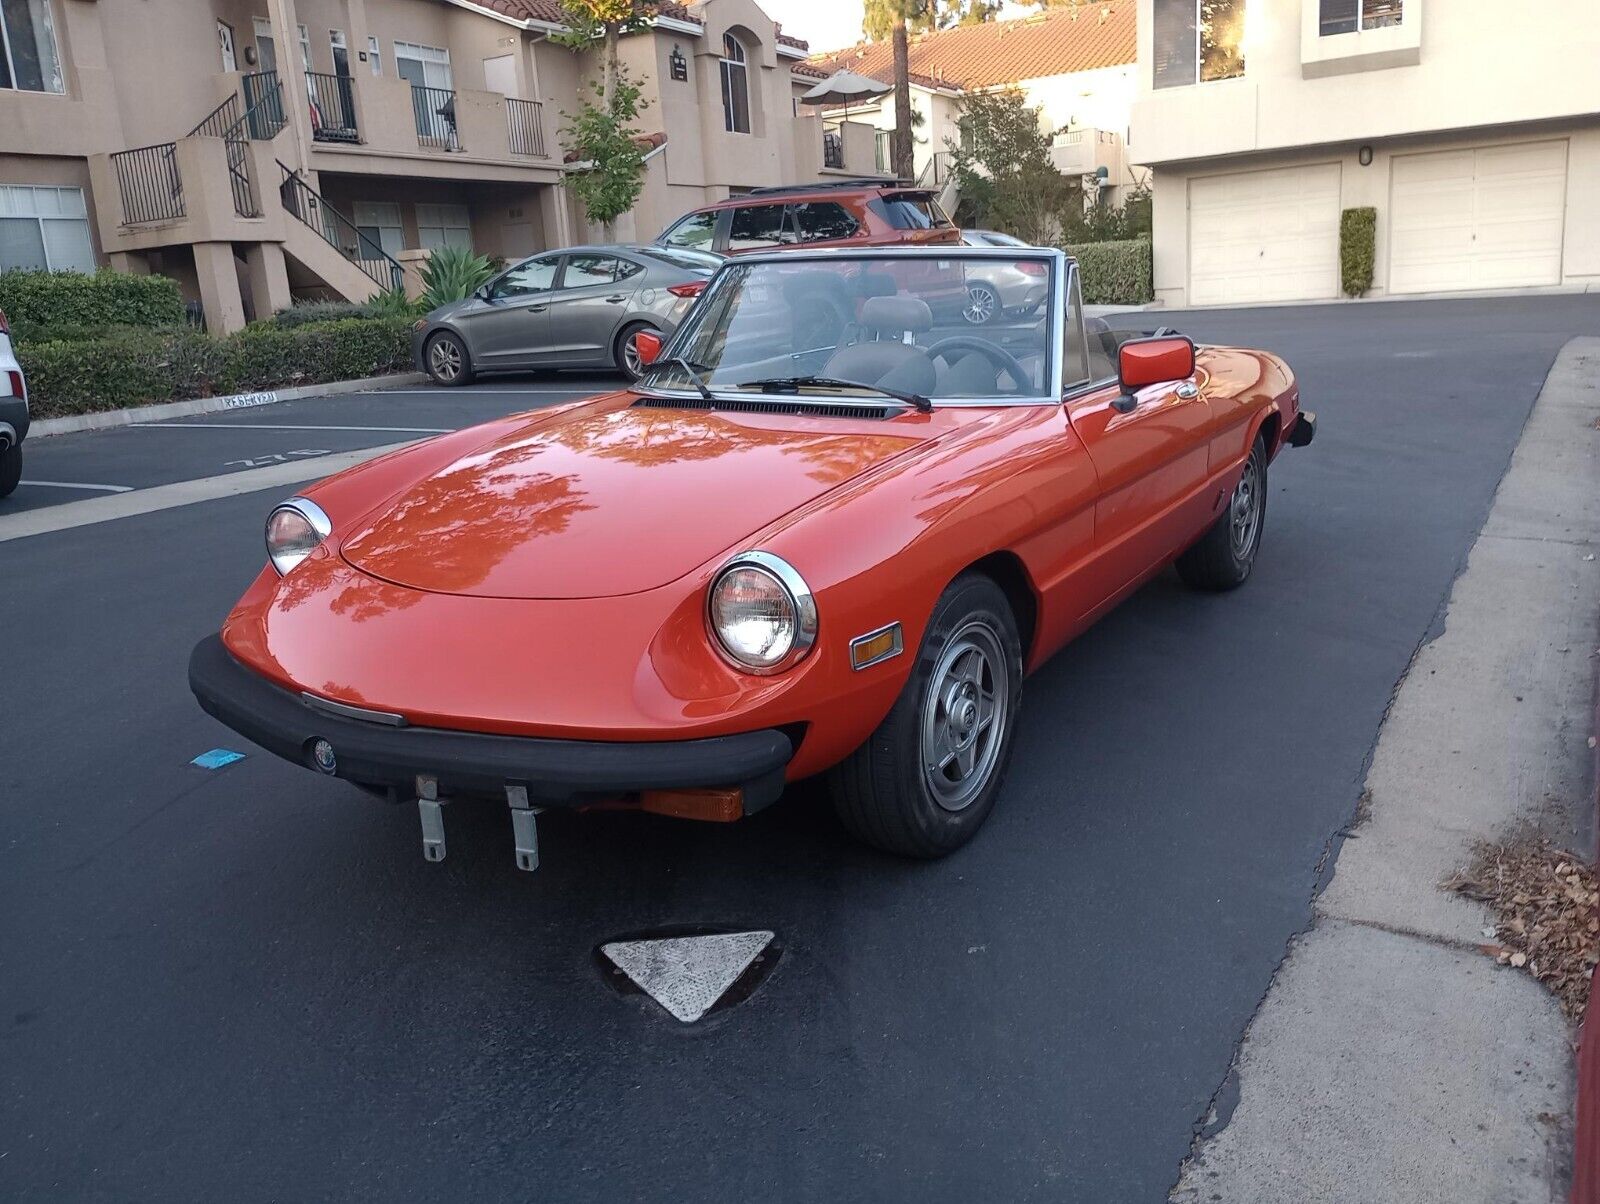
left=1389, top=141, right=1567, bottom=294
left=1188, top=164, right=1342, bottom=306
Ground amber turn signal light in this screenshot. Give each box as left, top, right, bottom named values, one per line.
left=639, top=788, right=743, bottom=823
left=850, top=622, right=904, bottom=670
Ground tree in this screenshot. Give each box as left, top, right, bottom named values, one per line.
left=862, top=0, right=998, bottom=40
left=555, top=1, right=653, bottom=236
left=946, top=89, right=1076, bottom=245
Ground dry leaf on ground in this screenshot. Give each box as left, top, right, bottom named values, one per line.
left=1445, top=838, right=1599, bottom=1024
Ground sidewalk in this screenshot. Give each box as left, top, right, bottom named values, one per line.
left=1172, top=337, right=1600, bottom=1202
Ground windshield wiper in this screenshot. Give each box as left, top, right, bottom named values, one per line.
left=735, top=375, right=932, bottom=413
left=642, top=355, right=713, bottom=401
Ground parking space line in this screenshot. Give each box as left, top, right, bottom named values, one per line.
left=19, top=480, right=134, bottom=493
left=0, top=441, right=416, bottom=544
left=131, top=423, right=453, bottom=433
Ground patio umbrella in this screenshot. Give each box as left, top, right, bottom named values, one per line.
left=799, top=69, right=891, bottom=122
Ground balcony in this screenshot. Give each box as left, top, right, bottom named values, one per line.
left=1050, top=128, right=1132, bottom=187
left=794, top=115, right=883, bottom=180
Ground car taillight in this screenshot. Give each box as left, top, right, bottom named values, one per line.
left=667, top=280, right=707, bottom=299
left=6, top=370, right=23, bottom=400
left=1016, top=262, right=1048, bottom=278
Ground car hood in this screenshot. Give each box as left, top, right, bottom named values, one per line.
left=339, top=401, right=924, bottom=599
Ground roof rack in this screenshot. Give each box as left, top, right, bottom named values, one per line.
left=742, top=177, right=909, bottom=197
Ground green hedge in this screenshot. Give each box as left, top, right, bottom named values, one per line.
left=22, top=317, right=414, bottom=418
left=0, top=269, right=185, bottom=332
left=1062, top=239, right=1154, bottom=306
left=1340, top=207, right=1377, bottom=298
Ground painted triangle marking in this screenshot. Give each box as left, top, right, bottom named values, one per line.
left=601, top=931, right=774, bottom=1023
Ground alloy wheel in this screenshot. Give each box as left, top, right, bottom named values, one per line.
left=920, top=620, right=1009, bottom=812
left=1230, top=443, right=1264, bottom=558
left=962, top=284, right=997, bottom=326
left=429, top=336, right=462, bottom=383
left=622, top=327, right=656, bottom=379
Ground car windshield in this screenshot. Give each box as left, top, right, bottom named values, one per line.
left=643, top=254, right=1056, bottom=404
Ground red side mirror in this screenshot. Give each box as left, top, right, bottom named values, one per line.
left=634, top=329, right=664, bottom=367
left=1118, top=335, right=1195, bottom=390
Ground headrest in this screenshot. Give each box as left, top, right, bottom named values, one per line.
left=861, top=295, right=933, bottom=335
left=854, top=270, right=898, bottom=301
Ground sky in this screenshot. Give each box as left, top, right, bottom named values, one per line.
left=758, top=0, right=1036, bottom=56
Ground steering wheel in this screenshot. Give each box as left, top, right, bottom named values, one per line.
left=922, top=336, right=1032, bottom=393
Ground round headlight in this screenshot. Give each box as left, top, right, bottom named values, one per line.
left=265, top=498, right=332, bottom=576
left=708, top=552, right=817, bottom=673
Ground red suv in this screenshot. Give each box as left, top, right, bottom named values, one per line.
left=655, top=180, right=961, bottom=255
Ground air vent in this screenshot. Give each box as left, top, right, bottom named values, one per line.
left=633, top=396, right=894, bottom=421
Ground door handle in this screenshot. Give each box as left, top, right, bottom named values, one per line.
left=604, top=294, right=627, bottom=303
left=529, top=304, right=547, bottom=313
left=1175, top=382, right=1199, bottom=399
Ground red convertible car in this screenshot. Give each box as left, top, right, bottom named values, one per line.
left=190, top=246, right=1312, bottom=866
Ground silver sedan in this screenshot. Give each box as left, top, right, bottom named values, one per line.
left=414, top=244, right=720, bottom=386
left=959, top=230, right=1047, bottom=325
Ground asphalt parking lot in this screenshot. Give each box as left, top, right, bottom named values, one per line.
left=4, top=294, right=1599, bottom=1202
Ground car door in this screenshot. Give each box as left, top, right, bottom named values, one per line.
left=1059, top=274, right=1212, bottom=602
left=455, top=254, right=558, bottom=366
left=541, top=253, right=644, bottom=365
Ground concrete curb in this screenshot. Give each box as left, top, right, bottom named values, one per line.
left=29, top=372, right=429, bottom=439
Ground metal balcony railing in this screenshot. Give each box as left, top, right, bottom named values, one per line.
left=187, top=92, right=263, bottom=218
left=411, top=85, right=459, bottom=150
left=242, top=70, right=288, bottom=141
left=505, top=97, right=545, bottom=157
left=111, top=142, right=184, bottom=225
left=306, top=71, right=359, bottom=143
left=277, top=162, right=403, bottom=292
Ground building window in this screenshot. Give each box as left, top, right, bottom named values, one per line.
left=1152, top=0, right=1246, bottom=89
left=353, top=201, right=403, bottom=258
left=1319, top=0, right=1403, bottom=35
left=874, top=129, right=891, bottom=173
left=416, top=202, right=471, bottom=250
left=0, top=184, right=95, bottom=272
left=0, top=0, right=64, bottom=93
left=367, top=35, right=380, bottom=76
left=720, top=33, right=750, bottom=134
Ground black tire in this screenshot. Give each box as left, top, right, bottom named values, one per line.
left=828, top=573, right=1023, bottom=858
left=962, top=282, right=1000, bottom=326
left=424, top=330, right=473, bottom=387
left=614, top=321, right=660, bottom=382
left=1176, top=434, right=1267, bottom=591
left=0, top=442, right=20, bottom=499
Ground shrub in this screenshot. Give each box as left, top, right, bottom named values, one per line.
left=21, top=317, right=414, bottom=418
left=0, top=268, right=184, bottom=330
left=273, top=300, right=371, bottom=328
left=419, top=244, right=496, bottom=311
left=1063, top=239, right=1154, bottom=306
left=1340, top=207, right=1377, bottom=298
left=9, top=318, right=190, bottom=345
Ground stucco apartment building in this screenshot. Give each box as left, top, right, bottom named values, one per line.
left=0, top=0, right=876, bottom=330
left=1133, top=0, right=1600, bottom=306
left=805, top=3, right=1142, bottom=203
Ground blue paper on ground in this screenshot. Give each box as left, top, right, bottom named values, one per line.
left=192, top=748, right=246, bottom=769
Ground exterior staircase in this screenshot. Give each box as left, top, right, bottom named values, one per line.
left=276, top=162, right=403, bottom=301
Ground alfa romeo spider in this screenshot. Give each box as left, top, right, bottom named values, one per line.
left=189, top=246, right=1313, bottom=866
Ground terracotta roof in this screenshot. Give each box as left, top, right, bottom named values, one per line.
left=463, top=0, right=704, bottom=27
left=804, top=3, right=1134, bottom=92
left=790, top=60, right=830, bottom=79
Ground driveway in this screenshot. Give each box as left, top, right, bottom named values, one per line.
left=3, top=296, right=1597, bottom=1202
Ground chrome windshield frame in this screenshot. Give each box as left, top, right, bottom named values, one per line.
left=641, top=246, right=1073, bottom=409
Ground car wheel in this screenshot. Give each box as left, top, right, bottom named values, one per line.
left=828, top=573, right=1022, bottom=858
left=0, top=442, right=20, bottom=499
left=615, top=321, right=660, bottom=382
left=962, top=282, right=999, bottom=326
left=424, top=330, right=473, bottom=387
left=1176, top=433, right=1267, bottom=591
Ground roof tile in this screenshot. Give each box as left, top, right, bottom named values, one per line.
left=804, top=3, right=1133, bottom=92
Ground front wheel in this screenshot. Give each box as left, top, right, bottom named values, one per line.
left=0, top=442, right=20, bottom=499
left=424, top=330, right=473, bottom=387
left=828, top=574, right=1022, bottom=858
left=1176, top=434, right=1266, bottom=591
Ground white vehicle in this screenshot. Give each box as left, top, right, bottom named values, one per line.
left=958, top=231, right=1047, bottom=325
left=0, top=309, right=27, bottom=499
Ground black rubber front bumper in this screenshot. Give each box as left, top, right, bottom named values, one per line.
left=188, top=634, right=793, bottom=811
